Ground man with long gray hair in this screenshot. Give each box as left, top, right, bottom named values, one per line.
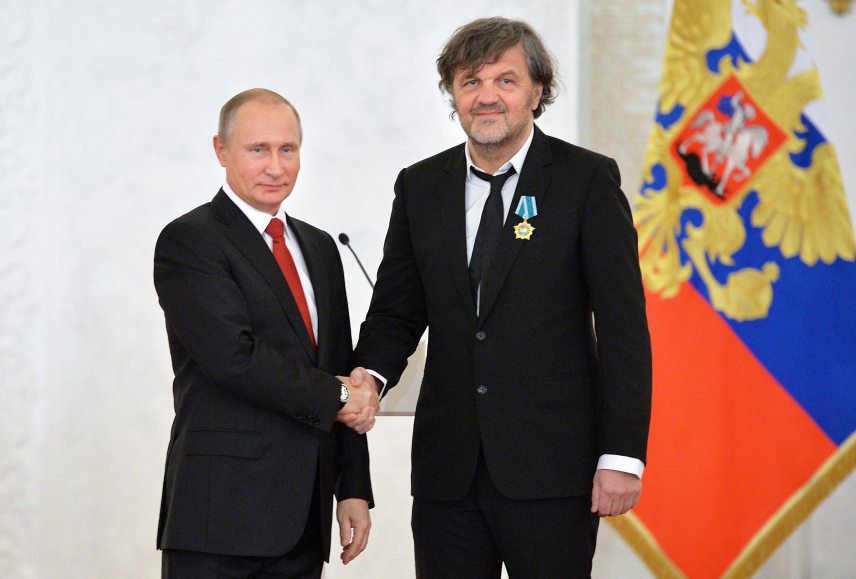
left=351, top=18, right=652, bottom=577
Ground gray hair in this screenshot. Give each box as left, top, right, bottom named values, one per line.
left=436, top=17, right=558, bottom=119
left=218, top=88, right=303, bottom=142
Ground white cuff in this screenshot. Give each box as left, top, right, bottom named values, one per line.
left=365, top=369, right=388, bottom=400
left=597, top=454, right=645, bottom=478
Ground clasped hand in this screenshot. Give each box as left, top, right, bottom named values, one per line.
left=335, top=367, right=380, bottom=434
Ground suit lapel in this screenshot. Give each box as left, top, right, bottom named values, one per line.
left=213, top=191, right=316, bottom=361
left=439, top=147, right=477, bottom=316
left=288, top=217, right=326, bottom=360
left=478, top=127, right=553, bottom=323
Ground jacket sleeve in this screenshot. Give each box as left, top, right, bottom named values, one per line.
left=334, top=423, right=374, bottom=506
left=580, top=157, right=653, bottom=463
left=153, top=217, right=343, bottom=432
left=353, top=168, right=429, bottom=390
left=323, top=233, right=374, bottom=505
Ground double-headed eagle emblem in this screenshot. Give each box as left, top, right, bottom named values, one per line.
left=636, top=0, right=855, bottom=321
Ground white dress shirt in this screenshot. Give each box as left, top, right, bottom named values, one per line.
left=464, top=128, right=533, bottom=262
left=222, top=184, right=318, bottom=340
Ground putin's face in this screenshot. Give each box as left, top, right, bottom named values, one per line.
left=214, top=100, right=302, bottom=215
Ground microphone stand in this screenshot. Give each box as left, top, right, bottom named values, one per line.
left=338, top=233, right=375, bottom=289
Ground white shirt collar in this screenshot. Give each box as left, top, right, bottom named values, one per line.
left=222, top=183, right=291, bottom=238
left=465, top=125, right=535, bottom=178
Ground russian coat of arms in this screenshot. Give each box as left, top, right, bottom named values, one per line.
left=635, top=0, right=854, bottom=322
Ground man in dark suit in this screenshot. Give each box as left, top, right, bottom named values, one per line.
left=154, top=88, right=377, bottom=578
left=351, top=18, right=652, bottom=578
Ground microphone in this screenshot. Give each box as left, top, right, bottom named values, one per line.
left=338, top=233, right=375, bottom=289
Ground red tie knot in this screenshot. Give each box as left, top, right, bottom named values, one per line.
left=265, top=217, right=285, bottom=239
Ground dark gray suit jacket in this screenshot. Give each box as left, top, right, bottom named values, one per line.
left=354, top=126, right=651, bottom=501
left=154, top=190, right=372, bottom=559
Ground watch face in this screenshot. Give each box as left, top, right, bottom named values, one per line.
left=340, top=383, right=349, bottom=403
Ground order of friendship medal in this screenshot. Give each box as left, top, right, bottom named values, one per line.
left=513, top=196, right=537, bottom=240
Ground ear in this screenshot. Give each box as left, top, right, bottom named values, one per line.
left=213, top=135, right=227, bottom=168
left=531, top=84, right=543, bottom=112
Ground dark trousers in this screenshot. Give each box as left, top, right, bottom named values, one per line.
left=162, top=479, right=323, bottom=579
left=412, top=454, right=599, bottom=579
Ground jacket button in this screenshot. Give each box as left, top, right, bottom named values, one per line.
left=476, top=385, right=488, bottom=395
left=475, top=331, right=487, bottom=341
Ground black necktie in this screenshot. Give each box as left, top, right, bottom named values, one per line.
left=469, top=166, right=517, bottom=304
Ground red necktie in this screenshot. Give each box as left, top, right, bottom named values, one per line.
left=265, top=217, right=316, bottom=350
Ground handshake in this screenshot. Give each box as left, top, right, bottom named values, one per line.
left=335, top=367, right=381, bottom=434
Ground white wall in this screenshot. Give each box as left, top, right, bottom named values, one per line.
left=0, top=0, right=853, bottom=577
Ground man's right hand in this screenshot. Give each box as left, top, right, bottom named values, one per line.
left=336, top=367, right=380, bottom=434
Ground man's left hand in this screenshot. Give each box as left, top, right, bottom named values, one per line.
left=590, top=469, right=641, bottom=517
left=336, top=498, right=371, bottom=564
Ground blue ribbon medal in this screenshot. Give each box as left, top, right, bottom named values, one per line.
left=513, top=196, right=537, bottom=240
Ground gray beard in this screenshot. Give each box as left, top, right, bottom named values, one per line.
left=463, top=115, right=530, bottom=153
left=457, top=90, right=538, bottom=149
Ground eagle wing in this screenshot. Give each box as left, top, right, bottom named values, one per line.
left=751, top=140, right=855, bottom=265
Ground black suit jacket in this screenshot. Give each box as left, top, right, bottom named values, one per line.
left=354, top=126, right=651, bottom=501
left=154, top=190, right=372, bottom=559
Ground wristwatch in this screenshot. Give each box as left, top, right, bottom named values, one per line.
left=339, top=383, right=350, bottom=408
